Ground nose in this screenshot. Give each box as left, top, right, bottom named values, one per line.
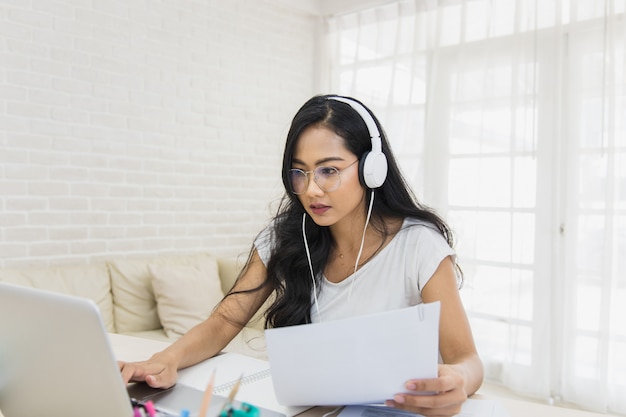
left=304, top=174, right=324, bottom=197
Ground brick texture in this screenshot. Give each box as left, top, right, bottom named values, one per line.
left=0, top=0, right=319, bottom=267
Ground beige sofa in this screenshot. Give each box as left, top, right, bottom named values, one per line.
left=0, top=252, right=268, bottom=359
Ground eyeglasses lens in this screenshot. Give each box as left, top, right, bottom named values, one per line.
left=288, top=167, right=341, bottom=194
left=289, top=170, right=307, bottom=194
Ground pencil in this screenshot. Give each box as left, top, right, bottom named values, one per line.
left=198, top=370, right=216, bottom=417
left=227, top=373, right=243, bottom=404
left=220, top=373, right=243, bottom=415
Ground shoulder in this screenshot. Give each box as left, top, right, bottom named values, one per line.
left=375, top=217, right=454, bottom=264
left=397, top=217, right=449, bottom=244
left=393, top=218, right=456, bottom=291
left=394, top=217, right=456, bottom=270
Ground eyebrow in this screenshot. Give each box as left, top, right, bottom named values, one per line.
left=292, top=156, right=347, bottom=166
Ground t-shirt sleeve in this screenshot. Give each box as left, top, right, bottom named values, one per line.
left=253, top=222, right=274, bottom=266
left=411, top=225, right=456, bottom=292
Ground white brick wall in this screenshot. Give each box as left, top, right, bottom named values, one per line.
left=0, top=0, right=319, bottom=268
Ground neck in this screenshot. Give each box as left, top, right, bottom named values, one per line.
left=330, top=214, right=383, bottom=264
left=330, top=214, right=368, bottom=252
left=331, top=190, right=377, bottom=263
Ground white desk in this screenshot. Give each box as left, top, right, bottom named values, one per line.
left=110, top=334, right=616, bottom=417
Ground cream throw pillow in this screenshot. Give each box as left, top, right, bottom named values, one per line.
left=149, top=262, right=225, bottom=339
left=109, top=253, right=218, bottom=334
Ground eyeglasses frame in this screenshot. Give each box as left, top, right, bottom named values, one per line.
left=288, top=159, right=359, bottom=195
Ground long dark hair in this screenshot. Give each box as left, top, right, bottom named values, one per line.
left=229, top=95, right=459, bottom=328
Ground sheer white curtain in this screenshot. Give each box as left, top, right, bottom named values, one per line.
left=321, top=1, right=626, bottom=414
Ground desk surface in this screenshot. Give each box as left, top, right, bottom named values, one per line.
left=109, top=333, right=615, bottom=417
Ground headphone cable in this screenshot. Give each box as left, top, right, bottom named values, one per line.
left=348, top=189, right=374, bottom=301
left=303, top=189, right=375, bottom=320
left=302, top=213, right=322, bottom=321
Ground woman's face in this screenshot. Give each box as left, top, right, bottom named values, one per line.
left=291, top=125, right=365, bottom=228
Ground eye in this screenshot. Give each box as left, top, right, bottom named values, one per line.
left=317, top=166, right=337, bottom=177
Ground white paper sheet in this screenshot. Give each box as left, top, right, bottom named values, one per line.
left=264, top=302, right=441, bottom=406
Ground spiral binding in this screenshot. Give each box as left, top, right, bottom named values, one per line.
left=213, top=368, right=272, bottom=394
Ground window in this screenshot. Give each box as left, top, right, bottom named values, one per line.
left=322, top=1, right=626, bottom=414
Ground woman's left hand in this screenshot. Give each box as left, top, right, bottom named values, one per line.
left=385, top=364, right=468, bottom=417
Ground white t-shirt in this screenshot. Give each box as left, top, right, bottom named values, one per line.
left=255, top=217, right=456, bottom=323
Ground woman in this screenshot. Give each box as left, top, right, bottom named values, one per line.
left=120, top=95, right=483, bottom=417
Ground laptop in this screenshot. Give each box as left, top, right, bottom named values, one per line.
left=0, top=281, right=224, bottom=417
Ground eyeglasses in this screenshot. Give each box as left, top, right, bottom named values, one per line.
left=288, top=159, right=359, bottom=195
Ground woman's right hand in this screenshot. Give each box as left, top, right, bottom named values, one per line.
left=118, top=354, right=179, bottom=388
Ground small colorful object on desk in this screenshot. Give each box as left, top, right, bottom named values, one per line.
left=217, top=374, right=259, bottom=417
left=144, top=400, right=158, bottom=417
left=219, top=402, right=260, bottom=417
left=130, top=370, right=261, bottom=417
left=131, top=397, right=151, bottom=417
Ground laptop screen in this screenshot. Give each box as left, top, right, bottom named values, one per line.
left=0, top=282, right=134, bottom=417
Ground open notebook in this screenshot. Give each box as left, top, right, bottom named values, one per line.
left=172, top=352, right=308, bottom=417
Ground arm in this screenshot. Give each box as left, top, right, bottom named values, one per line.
left=119, top=250, right=272, bottom=388
left=386, top=256, right=484, bottom=416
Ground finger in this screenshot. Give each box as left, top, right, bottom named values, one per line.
left=145, top=368, right=177, bottom=389
left=119, top=362, right=145, bottom=385
left=385, top=398, right=462, bottom=417
left=145, top=373, right=167, bottom=389
left=404, top=378, right=450, bottom=394
left=405, top=371, right=461, bottom=394
left=145, top=374, right=163, bottom=388
left=119, top=361, right=162, bottom=385
left=387, top=388, right=466, bottom=415
left=394, top=392, right=453, bottom=409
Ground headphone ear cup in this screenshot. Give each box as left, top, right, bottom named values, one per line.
left=360, top=151, right=388, bottom=189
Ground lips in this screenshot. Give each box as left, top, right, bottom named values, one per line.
left=310, top=203, right=330, bottom=215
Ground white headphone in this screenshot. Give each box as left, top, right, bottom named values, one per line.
left=327, top=96, right=388, bottom=189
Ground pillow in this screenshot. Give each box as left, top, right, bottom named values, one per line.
left=108, top=253, right=218, bottom=334
left=108, top=258, right=162, bottom=333
left=149, top=262, right=224, bottom=339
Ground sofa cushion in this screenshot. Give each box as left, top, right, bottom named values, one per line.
left=0, top=264, right=115, bottom=332
left=108, top=253, right=222, bottom=334
left=216, top=256, right=243, bottom=295
left=149, top=262, right=224, bottom=338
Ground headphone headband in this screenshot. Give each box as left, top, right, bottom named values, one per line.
left=328, top=96, right=382, bottom=152
left=327, top=96, right=388, bottom=188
